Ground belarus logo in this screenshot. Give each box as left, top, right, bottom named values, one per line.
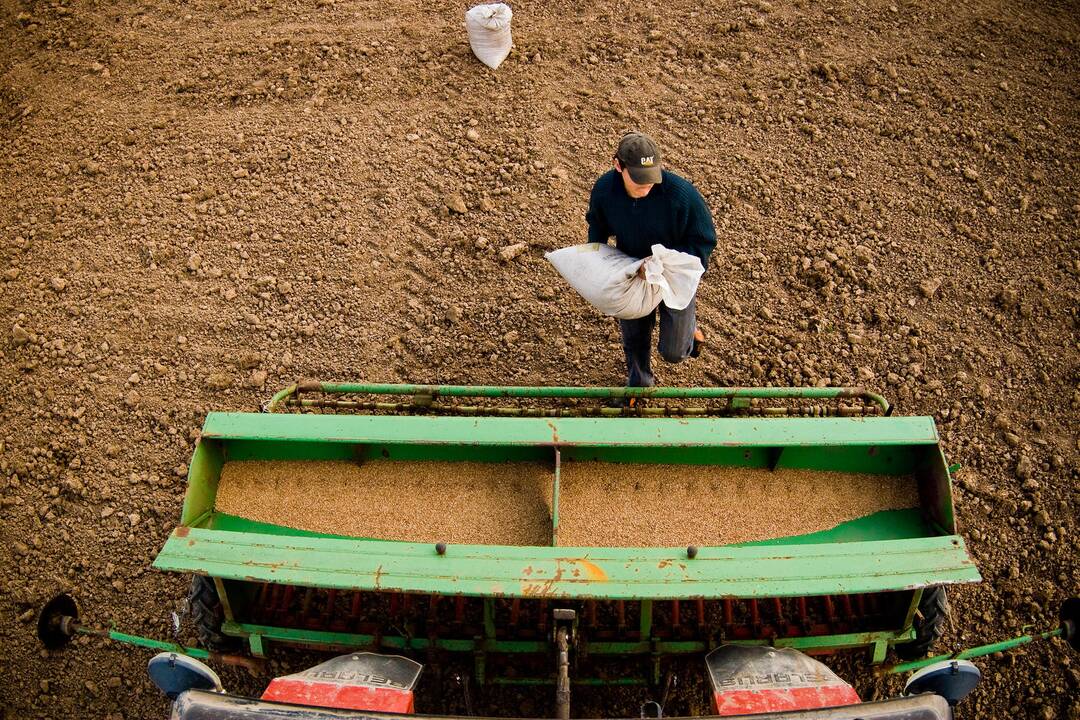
left=640, top=156, right=655, bottom=167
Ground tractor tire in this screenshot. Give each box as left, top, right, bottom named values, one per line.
left=895, top=586, right=949, bottom=660
left=188, top=575, right=239, bottom=652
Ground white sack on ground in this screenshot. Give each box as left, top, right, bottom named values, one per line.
left=465, top=3, right=513, bottom=70
left=545, top=243, right=704, bottom=320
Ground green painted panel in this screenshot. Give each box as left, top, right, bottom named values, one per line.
left=217, top=440, right=918, bottom=473
left=223, top=439, right=553, bottom=464
left=561, top=445, right=773, bottom=466
left=560, top=444, right=915, bottom=473
left=206, top=513, right=364, bottom=539
left=374, top=445, right=553, bottom=462
left=180, top=440, right=224, bottom=526
left=920, top=445, right=957, bottom=534
left=736, top=509, right=931, bottom=546
left=155, top=528, right=980, bottom=599
left=224, top=439, right=358, bottom=462
left=774, top=445, right=917, bottom=475
left=201, top=413, right=940, bottom=449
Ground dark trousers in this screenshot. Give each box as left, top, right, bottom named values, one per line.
left=619, top=297, right=696, bottom=387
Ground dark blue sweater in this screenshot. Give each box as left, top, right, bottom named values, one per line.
left=585, top=169, right=717, bottom=267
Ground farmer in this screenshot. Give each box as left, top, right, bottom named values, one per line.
left=585, top=132, right=717, bottom=388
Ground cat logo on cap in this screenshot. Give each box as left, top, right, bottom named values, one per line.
left=640, top=156, right=655, bottom=167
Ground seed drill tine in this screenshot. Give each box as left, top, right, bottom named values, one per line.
left=555, top=626, right=570, bottom=719
left=553, top=609, right=576, bottom=720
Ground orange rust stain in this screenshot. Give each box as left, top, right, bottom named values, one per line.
left=521, top=561, right=564, bottom=597
left=573, top=559, right=608, bottom=582
left=546, top=421, right=560, bottom=444
left=176, top=527, right=190, bottom=538
left=520, top=559, right=605, bottom=596
left=521, top=581, right=558, bottom=598
left=658, top=559, right=672, bottom=569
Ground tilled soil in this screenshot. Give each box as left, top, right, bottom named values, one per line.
left=0, top=0, right=1077, bottom=718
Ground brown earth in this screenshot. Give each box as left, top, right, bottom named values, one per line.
left=0, top=0, right=1077, bottom=717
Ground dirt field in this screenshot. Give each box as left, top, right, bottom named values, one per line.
left=1, top=0, right=1077, bottom=716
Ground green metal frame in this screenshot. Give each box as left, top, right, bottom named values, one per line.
left=880, top=625, right=1068, bottom=674
left=186, top=411, right=958, bottom=534
left=64, top=609, right=1068, bottom=687
left=153, top=385, right=980, bottom=673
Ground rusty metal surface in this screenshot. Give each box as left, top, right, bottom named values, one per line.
left=154, top=528, right=980, bottom=600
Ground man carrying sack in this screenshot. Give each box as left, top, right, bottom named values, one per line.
left=585, top=132, right=717, bottom=388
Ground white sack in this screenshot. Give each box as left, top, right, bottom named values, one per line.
left=465, top=3, right=513, bottom=70
left=641, top=244, right=706, bottom=311
left=545, top=243, right=705, bottom=320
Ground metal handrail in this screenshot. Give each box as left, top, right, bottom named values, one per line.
left=265, top=381, right=890, bottom=415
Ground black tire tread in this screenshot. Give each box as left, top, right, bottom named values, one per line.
left=896, top=586, right=949, bottom=660
left=188, top=575, right=238, bottom=652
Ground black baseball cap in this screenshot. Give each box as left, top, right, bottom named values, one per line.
left=616, top=132, right=663, bottom=184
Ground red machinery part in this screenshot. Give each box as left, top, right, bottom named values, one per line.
left=706, top=645, right=861, bottom=716
left=173, top=690, right=951, bottom=720
left=261, top=652, right=422, bottom=713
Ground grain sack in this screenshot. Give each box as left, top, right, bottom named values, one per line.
left=545, top=243, right=704, bottom=320
left=643, top=244, right=706, bottom=310
left=465, top=3, right=513, bottom=70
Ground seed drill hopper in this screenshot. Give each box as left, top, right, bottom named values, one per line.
left=149, top=382, right=980, bottom=713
